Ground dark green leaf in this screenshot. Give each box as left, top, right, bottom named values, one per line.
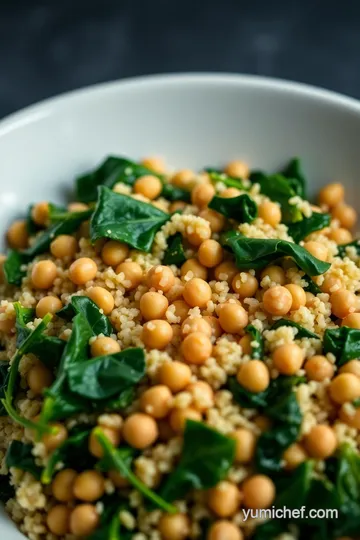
left=57, top=296, right=112, bottom=337
left=26, top=205, right=40, bottom=235
left=90, top=187, right=170, bottom=252
left=208, top=194, right=257, bottom=223
left=6, top=441, right=41, bottom=479
left=88, top=495, right=131, bottom=540
left=41, top=390, right=88, bottom=423
left=0, top=477, right=15, bottom=503
left=57, top=312, right=92, bottom=373
left=163, top=233, right=187, bottom=266
left=222, top=231, right=331, bottom=276
left=68, top=348, right=145, bottom=400
left=205, top=169, right=248, bottom=190
left=228, top=376, right=270, bottom=408
left=337, top=239, right=360, bottom=258
left=0, top=361, right=10, bottom=416
left=303, top=276, right=322, bottom=295
left=13, top=303, right=35, bottom=347
left=323, top=327, right=360, bottom=366
left=287, top=212, right=331, bottom=243
left=271, top=319, right=319, bottom=339
left=3, top=250, right=28, bottom=286
left=253, top=521, right=291, bottom=540
left=245, top=324, right=264, bottom=359
left=161, top=183, right=191, bottom=202
left=281, top=157, right=307, bottom=198
left=275, top=460, right=314, bottom=509
left=99, top=386, right=136, bottom=411
left=159, top=420, right=236, bottom=501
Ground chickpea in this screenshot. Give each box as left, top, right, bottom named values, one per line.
left=239, top=334, right=252, bottom=355
left=69, top=504, right=99, bottom=536
left=342, top=313, right=360, bottom=329
left=198, top=239, right=223, bottom=268
left=35, top=296, right=62, bottom=318
left=332, top=203, right=357, bottom=229
left=329, top=373, right=360, bottom=404
left=237, top=360, right=270, bottom=393
left=31, top=260, right=57, bottom=289
left=169, top=407, right=202, bottom=432
left=52, top=469, right=77, bottom=502
left=183, top=278, right=212, bottom=308
left=69, top=257, right=97, bottom=285
left=108, top=469, right=129, bottom=488
left=47, top=504, right=71, bottom=536
left=284, top=284, right=306, bottom=311
left=169, top=300, right=189, bottom=324
left=273, top=343, right=305, bottom=376
left=134, top=175, right=162, bottom=199
left=68, top=202, right=89, bottom=212
left=148, top=265, right=175, bottom=292
left=219, top=303, right=248, bottom=334
left=89, top=426, right=121, bottom=458
left=199, top=208, right=226, bottom=233
left=328, top=228, right=353, bottom=245
left=101, top=240, right=129, bottom=266
left=231, top=428, right=256, bottom=463
left=263, top=285, right=292, bottom=316
left=258, top=201, right=282, bottom=227
left=140, top=291, right=169, bottom=321
left=116, top=261, right=142, bottom=289
left=221, top=187, right=242, bottom=198
left=181, top=258, right=208, bottom=280
left=283, top=443, right=308, bottom=470
left=7, top=219, right=28, bottom=249
left=224, top=160, right=249, bottom=179
left=207, top=481, right=241, bottom=517
left=186, top=223, right=211, bottom=247
left=330, top=289, right=357, bottom=319
left=27, top=362, right=53, bottom=395
left=339, top=404, right=360, bottom=429
left=303, top=241, right=328, bottom=262
left=50, top=234, right=77, bottom=259
left=304, top=424, right=337, bottom=458
left=232, top=272, right=259, bottom=298
left=142, top=320, right=173, bottom=349
left=318, top=183, right=344, bottom=208
left=140, top=385, right=173, bottom=419
left=321, top=274, right=342, bottom=294
left=123, top=413, right=158, bottom=449
left=158, top=361, right=192, bottom=393
left=31, top=201, right=49, bottom=226
left=158, top=513, right=190, bottom=540
left=169, top=201, right=187, bottom=213
left=260, top=265, right=286, bottom=285
left=166, top=277, right=184, bottom=302
left=214, top=260, right=238, bottom=284
left=141, top=156, right=165, bottom=174
left=242, top=475, right=275, bottom=509
left=191, top=183, right=215, bottom=208
left=339, top=360, right=360, bottom=378
left=208, top=521, right=243, bottom=540
left=73, top=470, right=105, bottom=502
left=42, top=423, right=68, bottom=452
left=305, top=355, right=334, bottom=381
left=203, top=315, right=223, bottom=339
left=182, top=332, right=212, bottom=365
left=87, top=286, right=114, bottom=315
left=78, top=220, right=90, bottom=238
left=90, top=337, right=120, bottom=358
left=181, top=316, right=212, bottom=338
left=172, top=169, right=194, bottom=188
left=186, top=381, right=214, bottom=411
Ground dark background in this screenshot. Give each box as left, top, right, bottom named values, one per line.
left=1, top=0, right=360, bottom=119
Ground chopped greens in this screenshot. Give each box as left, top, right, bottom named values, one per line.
left=287, top=212, right=331, bottom=243
left=57, top=296, right=112, bottom=336
left=163, top=233, right=187, bottom=266
left=208, top=194, right=257, bottom=223
left=323, top=327, right=360, bottom=366
left=6, top=441, right=41, bottom=480
left=244, top=324, right=264, bottom=359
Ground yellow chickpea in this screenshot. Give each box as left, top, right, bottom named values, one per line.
left=148, top=265, right=175, bottom=292
left=69, top=504, right=99, bottom=537
left=318, top=183, right=345, bottom=208
left=237, top=360, right=270, bottom=393
left=140, top=291, right=169, bottom=321
left=220, top=187, right=242, bottom=198
left=342, top=313, right=360, bottom=329
left=158, top=361, right=192, bottom=393
left=50, top=235, right=77, bottom=259
left=181, top=316, right=212, bottom=337
left=87, top=286, right=114, bottom=315
left=69, top=257, right=97, bottom=285
left=258, top=201, right=282, bottom=227
left=108, top=469, right=129, bottom=488
left=339, top=404, right=360, bottom=429
left=283, top=443, right=308, bottom=470
left=332, top=203, right=357, bottom=229
left=199, top=208, right=226, bottom=233
left=208, top=521, right=243, bottom=540
left=68, top=202, right=89, bottom=212
left=224, top=160, right=249, bottom=179
left=182, top=332, right=212, bottom=365
left=172, top=169, right=194, bottom=188
left=303, top=241, right=328, bottom=261
left=90, top=337, right=120, bottom=357
left=238, top=334, right=252, bottom=355
left=191, top=183, right=216, bottom=208
left=329, top=373, right=360, bottom=404
left=158, top=513, right=190, bottom=540
left=47, top=504, right=71, bottom=536
left=78, top=220, right=90, bottom=238
left=140, top=385, right=173, bottom=418
left=198, top=239, right=223, bottom=268
left=35, top=296, right=62, bottom=318
left=232, top=272, right=259, bottom=298
left=169, top=407, right=202, bottom=432
left=116, top=261, right=143, bottom=289
left=31, top=260, right=57, bottom=289
left=101, top=240, right=129, bottom=266
left=27, top=362, right=53, bottom=395
left=183, top=278, right=212, bottom=308
left=42, top=423, right=68, bottom=452
left=304, top=424, right=337, bottom=458
left=242, top=475, right=275, bottom=509
left=218, top=302, right=248, bottom=334
left=263, top=285, right=292, bottom=316
left=141, top=156, right=165, bottom=174
left=52, top=469, right=77, bottom=502
left=321, top=274, right=342, bottom=294
left=7, top=219, right=28, bottom=249
left=273, top=343, right=305, bottom=376
left=166, top=277, right=184, bottom=302
left=186, top=381, right=214, bottom=412
left=181, top=258, right=208, bottom=280
left=284, top=284, right=306, bottom=311
left=203, top=315, right=223, bottom=339
left=142, top=320, right=173, bottom=349
left=170, top=300, right=189, bottom=323
left=89, top=426, right=121, bottom=458
left=330, top=289, right=357, bottom=319
left=0, top=307, right=14, bottom=334
left=169, top=201, right=187, bottom=213
left=328, top=228, right=353, bottom=245
left=73, top=470, right=105, bottom=502
left=186, top=223, right=211, bottom=247
left=207, top=481, right=241, bottom=517
left=31, top=201, right=49, bottom=226
left=123, top=413, right=158, bottom=449
left=214, top=260, right=238, bottom=284
left=231, top=428, right=256, bottom=463
left=339, top=360, right=360, bottom=378
left=260, top=265, right=286, bottom=285
left=305, top=355, right=334, bottom=381
left=134, top=175, right=162, bottom=200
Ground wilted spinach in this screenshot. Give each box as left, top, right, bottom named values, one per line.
left=287, top=212, right=331, bottom=243
left=57, top=296, right=112, bottom=337
left=208, top=194, right=257, bottom=223
left=281, top=157, right=307, bottom=198
left=244, top=324, right=264, bottom=359
left=323, top=327, right=360, bottom=366
left=271, top=319, right=319, bottom=340
left=88, top=496, right=131, bottom=540
left=6, top=441, right=41, bottom=479
left=163, top=233, right=187, bottom=266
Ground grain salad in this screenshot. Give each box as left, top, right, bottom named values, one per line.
left=0, top=155, right=360, bottom=540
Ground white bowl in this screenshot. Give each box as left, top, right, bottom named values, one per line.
left=2, top=73, right=360, bottom=538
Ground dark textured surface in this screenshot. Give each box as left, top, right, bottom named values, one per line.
left=1, top=0, right=360, bottom=118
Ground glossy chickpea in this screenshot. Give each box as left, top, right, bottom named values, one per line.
left=50, top=235, right=77, bottom=259
left=31, top=201, right=49, bottom=226
left=148, top=265, right=175, bottom=292
left=134, top=175, right=162, bottom=200
left=182, top=332, right=212, bottom=365
left=231, top=428, right=256, bottom=463
left=318, top=183, right=344, bottom=207
left=89, top=426, right=121, bottom=458
left=328, top=228, right=353, bottom=245
left=141, top=156, right=165, bottom=174
left=27, top=362, right=53, bottom=395
left=207, top=481, right=241, bottom=517
left=78, top=220, right=90, bottom=238
left=140, top=385, right=173, bottom=419
left=305, top=355, right=334, bottom=381
left=220, top=187, right=242, bottom=198
left=332, top=203, right=357, bottom=229
left=140, top=291, right=169, bottom=321
left=90, top=337, right=120, bottom=357
left=214, top=260, right=238, bottom=284
left=339, top=404, right=360, bottom=429
left=342, top=313, right=360, bottom=329
left=101, top=240, right=129, bottom=266
left=183, top=278, right=212, bottom=308
left=242, top=475, right=275, bottom=509
left=36, top=296, right=62, bottom=318
left=283, top=443, right=308, bottom=470
left=321, top=274, right=342, bottom=294
left=219, top=302, right=248, bottom=334
left=7, top=219, right=28, bottom=249
left=186, top=223, right=211, bottom=247
left=186, top=381, right=214, bottom=412
left=263, top=285, right=292, bottom=316
left=237, top=360, right=270, bottom=393
left=142, top=320, right=173, bottom=349
left=172, top=169, right=194, bottom=188
left=158, top=513, right=190, bottom=540
left=42, top=423, right=68, bottom=452
left=68, top=202, right=89, bottom=212
left=232, top=272, right=258, bottom=298
left=170, top=300, right=189, bottom=324
left=239, top=334, right=252, bottom=355
left=169, top=201, right=187, bottom=213
left=198, top=239, right=223, bottom=268
left=284, top=284, right=306, bottom=311
left=116, top=261, right=142, bottom=289
left=329, top=373, right=360, bottom=404
left=260, top=265, right=286, bottom=285
left=0, top=307, right=14, bottom=334
left=224, top=160, right=249, bottom=178
left=199, top=208, right=226, bottom=233
left=191, top=183, right=216, bottom=208
left=181, top=258, right=208, bottom=280
left=181, top=316, right=212, bottom=337
left=203, top=315, right=223, bottom=339
left=73, top=470, right=105, bottom=502
left=208, top=521, right=243, bottom=540
left=273, top=343, right=305, bottom=376
left=47, top=505, right=71, bottom=536
left=31, top=260, right=57, bottom=289
left=69, top=504, right=99, bottom=537
left=123, top=413, right=158, bottom=449
left=158, top=361, right=192, bottom=393
left=330, top=289, right=357, bottom=319
left=258, top=201, right=282, bottom=227
left=169, top=407, right=202, bottom=432
left=87, top=286, right=114, bottom=315
left=52, top=469, right=77, bottom=502
left=69, top=257, right=97, bottom=285
left=339, top=360, right=360, bottom=378
left=303, top=241, right=328, bottom=261
left=304, top=424, right=337, bottom=458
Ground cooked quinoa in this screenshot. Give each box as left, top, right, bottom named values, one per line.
left=0, top=156, right=360, bottom=540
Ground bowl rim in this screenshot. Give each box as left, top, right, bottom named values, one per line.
left=1, top=73, right=360, bottom=136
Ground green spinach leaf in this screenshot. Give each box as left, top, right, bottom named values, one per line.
left=205, top=169, right=248, bottom=190
left=88, top=495, right=132, bottom=540
left=163, top=233, right=187, bottom=266
left=271, top=319, right=319, bottom=339
left=161, top=183, right=191, bottom=202
left=57, top=296, right=112, bottom=337
left=287, top=212, right=331, bottom=243
left=6, top=441, right=41, bottom=479
left=208, top=194, right=257, bottom=223
left=304, top=276, right=322, bottom=295
left=323, top=327, right=360, bottom=366
left=228, top=376, right=270, bottom=409
left=245, top=324, right=264, bottom=359
left=281, top=157, right=307, bottom=198
left=3, top=250, right=28, bottom=286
